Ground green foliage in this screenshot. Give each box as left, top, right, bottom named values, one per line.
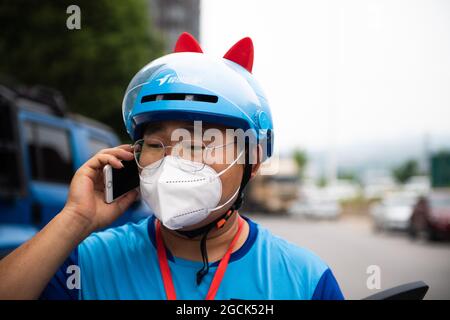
left=392, top=159, right=420, bottom=184
left=337, top=170, right=360, bottom=184
left=292, top=149, right=307, bottom=178
left=430, top=150, right=450, bottom=188
left=0, top=0, right=165, bottom=141
left=317, top=175, right=327, bottom=188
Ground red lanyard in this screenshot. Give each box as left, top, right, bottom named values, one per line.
left=155, top=216, right=245, bottom=300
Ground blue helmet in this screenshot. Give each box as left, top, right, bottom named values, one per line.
left=122, top=32, right=274, bottom=161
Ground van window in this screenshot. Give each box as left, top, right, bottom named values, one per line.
left=88, top=138, right=111, bottom=156
left=0, top=98, right=26, bottom=196
left=24, top=121, right=73, bottom=184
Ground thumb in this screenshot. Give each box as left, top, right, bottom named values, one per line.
left=116, top=189, right=139, bottom=213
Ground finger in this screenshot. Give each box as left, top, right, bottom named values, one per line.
left=98, top=146, right=134, bottom=161
left=89, top=153, right=123, bottom=169
left=79, top=154, right=123, bottom=181
left=116, top=144, right=134, bottom=151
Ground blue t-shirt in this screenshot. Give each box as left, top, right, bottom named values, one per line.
left=40, top=215, right=344, bottom=300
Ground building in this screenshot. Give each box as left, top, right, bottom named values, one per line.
left=147, top=0, right=200, bottom=52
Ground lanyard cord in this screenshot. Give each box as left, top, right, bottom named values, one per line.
left=156, top=215, right=245, bottom=300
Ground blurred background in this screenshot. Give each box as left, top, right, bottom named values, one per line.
left=0, top=0, right=449, bottom=299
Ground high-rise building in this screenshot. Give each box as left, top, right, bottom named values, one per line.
left=147, top=0, right=200, bottom=52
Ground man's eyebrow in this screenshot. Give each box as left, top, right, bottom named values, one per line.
left=144, top=124, right=163, bottom=136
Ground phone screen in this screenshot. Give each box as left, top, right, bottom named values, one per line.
left=111, top=159, right=140, bottom=199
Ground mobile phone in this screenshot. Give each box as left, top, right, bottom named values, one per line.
left=103, top=159, right=140, bottom=203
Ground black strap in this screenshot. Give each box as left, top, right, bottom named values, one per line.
left=195, top=221, right=217, bottom=284
left=176, top=211, right=229, bottom=239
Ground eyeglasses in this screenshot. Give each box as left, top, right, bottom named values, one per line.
left=133, top=138, right=241, bottom=174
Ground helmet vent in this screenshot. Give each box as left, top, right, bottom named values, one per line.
left=141, top=93, right=218, bottom=104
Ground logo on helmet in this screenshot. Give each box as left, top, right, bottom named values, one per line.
left=156, top=73, right=179, bottom=86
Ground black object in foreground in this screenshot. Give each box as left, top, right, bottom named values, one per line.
left=363, top=281, right=429, bottom=300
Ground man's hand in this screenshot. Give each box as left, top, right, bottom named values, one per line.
left=0, top=144, right=140, bottom=299
left=63, top=144, right=138, bottom=236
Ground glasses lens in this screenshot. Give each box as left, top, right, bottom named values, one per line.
left=204, top=141, right=241, bottom=166
left=134, top=138, right=165, bottom=169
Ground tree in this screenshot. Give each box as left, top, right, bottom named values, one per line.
left=292, top=149, right=308, bottom=179
left=0, top=0, right=165, bottom=141
left=392, top=159, right=420, bottom=184
left=430, top=150, right=450, bottom=188
left=338, top=170, right=360, bottom=184
left=317, top=175, right=328, bottom=188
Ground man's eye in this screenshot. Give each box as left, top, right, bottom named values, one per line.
left=146, top=143, right=163, bottom=149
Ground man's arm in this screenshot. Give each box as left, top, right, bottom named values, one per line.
left=0, top=210, right=89, bottom=299
left=0, top=145, right=137, bottom=300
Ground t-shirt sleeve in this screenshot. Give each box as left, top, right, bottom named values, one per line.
left=311, top=268, right=345, bottom=300
left=39, top=248, right=80, bottom=300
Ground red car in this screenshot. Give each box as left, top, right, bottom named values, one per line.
left=409, top=191, right=450, bottom=241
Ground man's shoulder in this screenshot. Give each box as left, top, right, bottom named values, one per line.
left=250, top=220, right=343, bottom=299
left=80, top=217, right=152, bottom=258
left=251, top=221, right=330, bottom=289
left=254, top=222, right=328, bottom=271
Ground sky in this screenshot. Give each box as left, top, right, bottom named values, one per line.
left=200, top=0, right=450, bottom=155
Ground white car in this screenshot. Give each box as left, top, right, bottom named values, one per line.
left=371, top=193, right=417, bottom=231
left=289, top=198, right=341, bottom=220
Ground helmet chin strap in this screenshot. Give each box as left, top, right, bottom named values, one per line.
left=172, top=143, right=253, bottom=285
left=173, top=186, right=240, bottom=239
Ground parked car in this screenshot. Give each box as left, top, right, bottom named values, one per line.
left=289, top=196, right=341, bottom=220
left=370, top=192, right=417, bottom=232
left=0, top=82, right=150, bottom=257
left=409, top=191, right=450, bottom=241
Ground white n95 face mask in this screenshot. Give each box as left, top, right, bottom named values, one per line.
left=139, top=151, right=243, bottom=230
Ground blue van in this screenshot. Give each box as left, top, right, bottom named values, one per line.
left=0, top=83, right=150, bottom=257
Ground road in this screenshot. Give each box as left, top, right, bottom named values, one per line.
left=247, top=213, right=450, bottom=300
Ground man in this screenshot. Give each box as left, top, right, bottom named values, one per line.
left=0, top=33, right=344, bottom=300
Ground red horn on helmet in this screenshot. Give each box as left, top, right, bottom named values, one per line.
left=174, top=32, right=203, bottom=53
left=223, top=37, right=254, bottom=73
